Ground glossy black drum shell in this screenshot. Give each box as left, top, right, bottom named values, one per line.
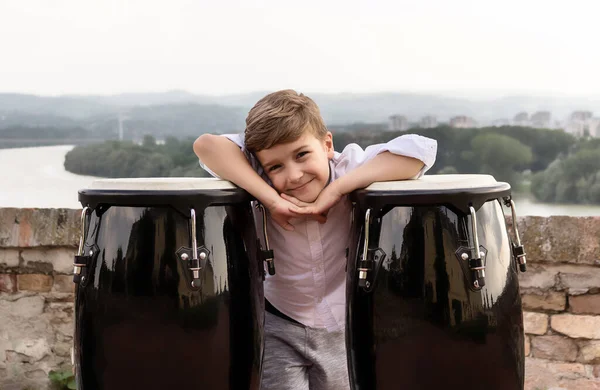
left=346, top=200, right=524, bottom=390
left=74, top=201, right=264, bottom=390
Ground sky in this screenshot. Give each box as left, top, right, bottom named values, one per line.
left=1, top=0, right=599, bottom=98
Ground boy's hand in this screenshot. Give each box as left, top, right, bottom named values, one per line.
left=266, top=196, right=326, bottom=231
left=282, top=184, right=344, bottom=220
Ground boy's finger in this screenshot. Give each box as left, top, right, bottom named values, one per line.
left=281, top=193, right=306, bottom=206
left=289, top=206, right=315, bottom=215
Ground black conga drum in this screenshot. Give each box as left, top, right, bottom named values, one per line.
left=72, top=178, right=265, bottom=389
left=346, top=174, right=527, bottom=390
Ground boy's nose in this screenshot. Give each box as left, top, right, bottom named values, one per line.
left=288, top=167, right=303, bottom=183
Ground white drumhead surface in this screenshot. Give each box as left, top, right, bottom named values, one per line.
left=87, top=177, right=238, bottom=191
left=364, top=174, right=500, bottom=191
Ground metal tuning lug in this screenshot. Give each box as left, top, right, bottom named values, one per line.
left=455, top=206, right=487, bottom=290
left=256, top=204, right=276, bottom=275
left=358, top=209, right=372, bottom=290
left=188, top=208, right=209, bottom=289
left=73, top=207, right=91, bottom=284
left=503, top=197, right=527, bottom=272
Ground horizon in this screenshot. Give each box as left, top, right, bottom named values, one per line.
left=2, top=88, right=600, bottom=102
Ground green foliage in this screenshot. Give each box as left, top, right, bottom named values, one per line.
left=332, top=125, right=599, bottom=204
left=48, top=369, right=76, bottom=390
left=333, top=125, right=574, bottom=178
left=530, top=141, right=600, bottom=204
left=469, top=133, right=533, bottom=184
left=64, top=136, right=209, bottom=178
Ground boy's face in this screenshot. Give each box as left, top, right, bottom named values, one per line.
left=256, top=130, right=334, bottom=203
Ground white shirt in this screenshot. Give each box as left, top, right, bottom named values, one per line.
left=200, top=134, right=437, bottom=331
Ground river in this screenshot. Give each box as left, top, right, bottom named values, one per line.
left=2, top=145, right=600, bottom=216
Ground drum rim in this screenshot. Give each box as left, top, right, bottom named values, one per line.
left=85, top=177, right=238, bottom=191
left=351, top=176, right=511, bottom=215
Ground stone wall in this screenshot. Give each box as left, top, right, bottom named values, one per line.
left=1, top=208, right=599, bottom=389
left=0, top=209, right=79, bottom=390
left=512, top=216, right=600, bottom=390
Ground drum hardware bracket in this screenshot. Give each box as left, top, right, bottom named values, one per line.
left=255, top=203, right=276, bottom=276
left=176, top=246, right=209, bottom=290
left=260, top=249, right=275, bottom=276
left=358, top=248, right=386, bottom=292
left=73, top=245, right=99, bottom=286
left=455, top=245, right=487, bottom=290
left=502, top=197, right=527, bottom=272
left=456, top=205, right=488, bottom=290
left=73, top=207, right=91, bottom=284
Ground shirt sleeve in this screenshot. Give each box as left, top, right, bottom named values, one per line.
left=198, top=133, right=269, bottom=182
left=332, top=134, right=437, bottom=179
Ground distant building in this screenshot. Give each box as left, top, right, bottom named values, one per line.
left=420, top=116, right=437, bottom=128
left=588, top=118, right=600, bottom=137
left=564, top=121, right=585, bottom=136
left=530, top=111, right=552, bottom=128
left=565, top=111, right=595, bottom=137
left=388, top=115, right=409, bottom=131
left=570, top=111, right=593, bottom=121
left=449, top=116, right=477, bottom=128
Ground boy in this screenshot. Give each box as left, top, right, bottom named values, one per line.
left=194, top=90, right=437, bottom=389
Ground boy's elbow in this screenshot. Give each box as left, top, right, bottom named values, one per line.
left=399, top=157, right=424, bottom=180
left=193, top=133, right=216, bottom=158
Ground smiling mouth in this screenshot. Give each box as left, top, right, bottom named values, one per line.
left=290, top=179, right=313, bottom=191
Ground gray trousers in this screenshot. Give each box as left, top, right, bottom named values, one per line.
left=261, top=311, right=351, bottom=390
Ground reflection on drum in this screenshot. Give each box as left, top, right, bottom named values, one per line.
left=347, top=175, right=527, bottom=390
left=72, top=178, right=266, bottom=390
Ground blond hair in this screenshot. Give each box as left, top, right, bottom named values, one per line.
left=244, top=90, right=328, bottom=152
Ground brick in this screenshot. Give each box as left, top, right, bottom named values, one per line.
left=0, top=208, right=80, bottom=248
left=518, top=216, right=600, bottom=265
left=524, top=358, right=596, bottom=390
left=578, top=341, right=600, bottom=364
left=52, top=275, right=75, bottom=293
left=523, top=311, right=548, bottom=335
left=0, top=249, right=20, bottom=268
left=551, top=314, right=600, bottom=339
left=525, top=335, right=531, bottom=356
left=531, top=335, right=578, bottom=362
left=517, top=264, right=558, bottom=290
left=17, top=274, right=52, bottom=292
left=0, top=296, right=44, bottom=318
left=0, top=274, right=17, bottom=293
left=21, top=248, right=76, bottom=274
left=557, top=265, right=600, bottom=293
left=13, top=338, right=51, bottom=362
left=522, top=291, right=566, bottom=311
left=570, top=295, right=600, bottom=315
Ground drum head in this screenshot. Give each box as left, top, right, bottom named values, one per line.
left=78, top=177, right=251, bottom=213
left=87, top=177, right=237, bottom=191
left=351, top=174, right=511, bottom=214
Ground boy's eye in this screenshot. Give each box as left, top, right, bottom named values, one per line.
left=268, top=164, right=281, bottom=172
left=297, top=151, right=309, bottom=159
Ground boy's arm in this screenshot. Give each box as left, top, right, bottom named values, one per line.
left=332, top=151, right=423, bottom=195
left=284, top=152, right=424, bottom=216
left=193, top=134, right=323, bottom=230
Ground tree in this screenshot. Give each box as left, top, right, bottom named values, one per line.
left=142, top=134, right=157, bottom=148
left=469, top=133, right=533, bottom=184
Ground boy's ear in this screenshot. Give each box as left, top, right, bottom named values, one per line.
left=324, top=131, right=334, bottom=159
